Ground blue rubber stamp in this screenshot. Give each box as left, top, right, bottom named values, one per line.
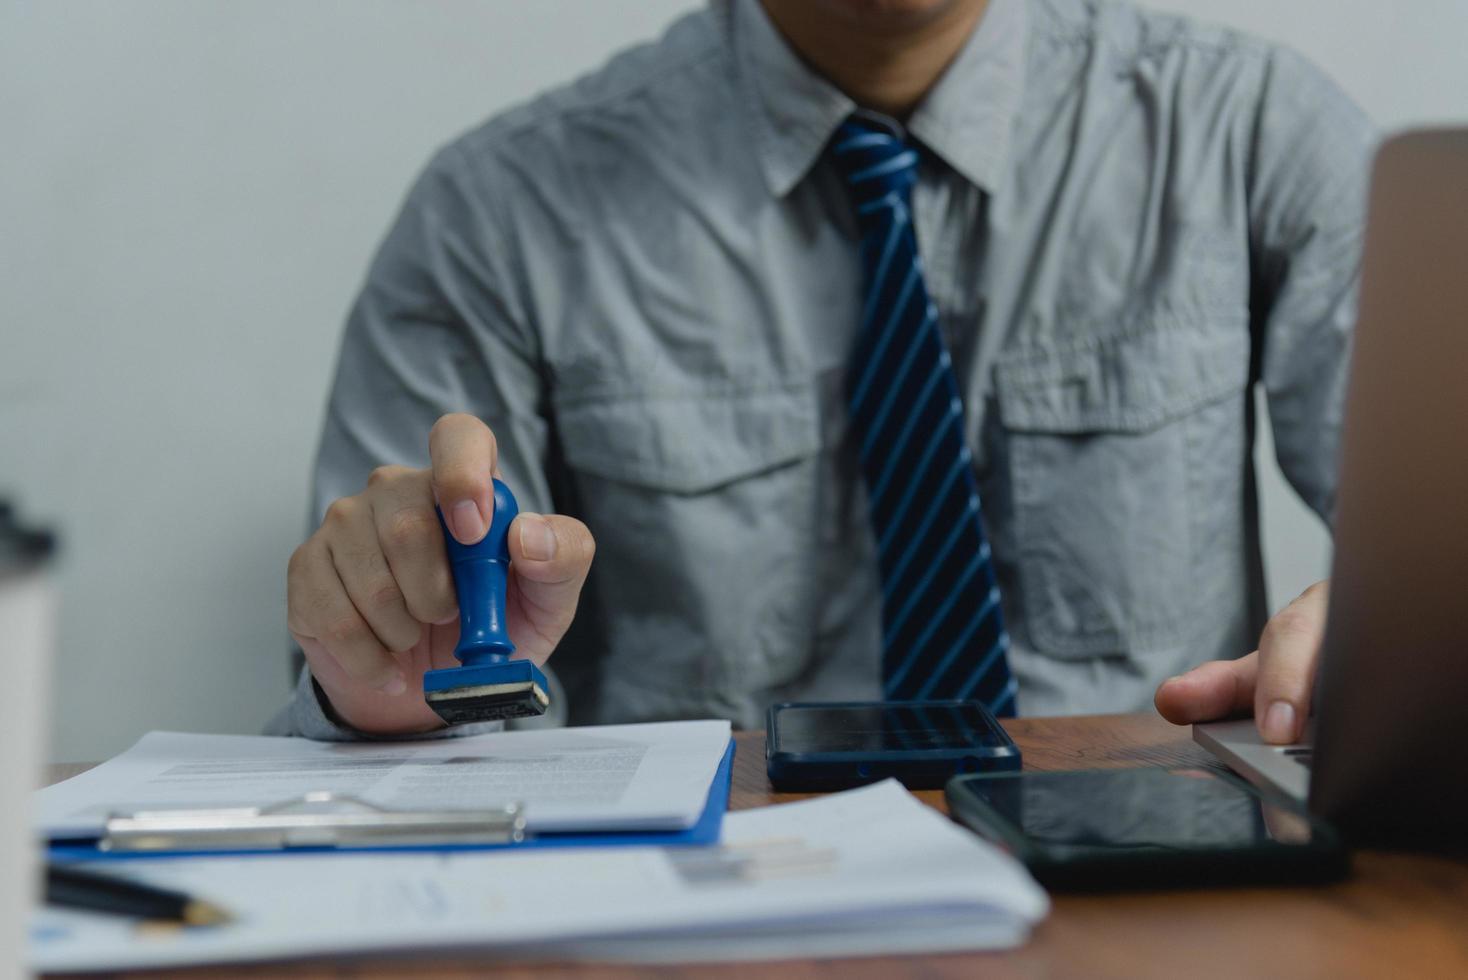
left=424, top=479, right=551, bottom=725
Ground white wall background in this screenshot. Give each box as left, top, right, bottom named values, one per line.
left=4, top=1, right=1465, bottom=762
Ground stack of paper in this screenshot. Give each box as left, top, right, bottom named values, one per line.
left=32, top=781, right=1048, bottom=971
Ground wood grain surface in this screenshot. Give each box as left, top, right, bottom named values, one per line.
left=41, top=714, right=1468, bottom=979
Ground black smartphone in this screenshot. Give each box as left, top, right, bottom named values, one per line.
left=766, top=700, right=1020, bottom=792
left=946, top=768, right=1348, bottom=890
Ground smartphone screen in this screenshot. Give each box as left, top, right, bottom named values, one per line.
left=772, top=702, right=1010, bottom=754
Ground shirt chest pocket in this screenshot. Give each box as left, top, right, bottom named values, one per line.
left=552, top=381, right=823, bottom=691
left=555, top=382, right=822, bottom=494
left=995, top=321, right=1251, bottom=659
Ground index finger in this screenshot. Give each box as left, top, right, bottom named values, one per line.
left=1254, top=582, right=1329, bottom=744
left=428, top=413, right=498, bottom=545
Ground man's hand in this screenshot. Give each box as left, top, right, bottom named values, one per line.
left=1154, top=581, right=1329, bottom=744
left=286, top=414, right=595, bottom=735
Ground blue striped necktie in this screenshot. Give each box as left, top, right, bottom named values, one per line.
left=829, top=115, right=1017, bottom=717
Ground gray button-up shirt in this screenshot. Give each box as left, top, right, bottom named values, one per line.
left=278, top=0, right=1374, bottom=738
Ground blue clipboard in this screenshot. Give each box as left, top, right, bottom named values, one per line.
left=49, top=738, right=735, bottom=863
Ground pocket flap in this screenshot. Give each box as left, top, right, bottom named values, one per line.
left=995, top=321, right=1250, bottom=434
left=555, top=381, right=821, bottom=494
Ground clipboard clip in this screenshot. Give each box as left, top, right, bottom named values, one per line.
left=101, top=792, right=527, bottom=852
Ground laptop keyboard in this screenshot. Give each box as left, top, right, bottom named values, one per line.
left=1282, top=746, right=1313, bottom=769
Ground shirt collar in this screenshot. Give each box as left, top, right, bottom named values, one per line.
left=726, top=0, right=1029, bottom=198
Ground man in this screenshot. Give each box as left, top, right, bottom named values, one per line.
left=277, top=0, right=1372, bottom=744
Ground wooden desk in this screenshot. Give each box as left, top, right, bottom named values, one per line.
left=45, top=714, right=1468, bottom=980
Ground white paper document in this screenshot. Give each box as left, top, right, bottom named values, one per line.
left=36, top=720, right=732, bottom=836
left=31, top=780, right=1049, bottom=972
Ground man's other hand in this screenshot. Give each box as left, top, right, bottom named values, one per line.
left=1154, top=581, right=1329, bottom=744
left=286, top=414, right=595, bottom=735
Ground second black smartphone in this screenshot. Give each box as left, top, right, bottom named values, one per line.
left=766, top=700, right=1020, bottom=792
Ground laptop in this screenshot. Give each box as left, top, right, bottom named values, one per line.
left=1194, top=129, right=1468, bottom=845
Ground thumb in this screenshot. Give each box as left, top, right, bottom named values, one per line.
left=504, top=513, right=596, bottom=661
left=1154, top=653, right=1258, bottom=726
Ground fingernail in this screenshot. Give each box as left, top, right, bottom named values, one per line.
left=451, top=500, right=485, bottom=543
left=1162, top=675, right=1185, bottom=686
left=1262, top=700, right=1297, bottom=743
left=379, top=672, right=407, bottom=697
left=520, top=516, right=557, bottom=561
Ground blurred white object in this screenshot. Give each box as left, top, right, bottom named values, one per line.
left=0, top=503, right=58, bottom=980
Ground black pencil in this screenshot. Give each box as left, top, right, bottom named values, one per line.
left=45, top=863, right=231, bottom=926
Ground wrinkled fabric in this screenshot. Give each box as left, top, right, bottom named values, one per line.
left=283, top=0, right=1374, bottom=736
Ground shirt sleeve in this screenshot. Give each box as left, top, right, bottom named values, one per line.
left=279, top=141, right=564, bottom=739
left=1247, top=47, right=1376, bottom=524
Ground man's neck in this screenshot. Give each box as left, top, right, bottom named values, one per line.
left=759, top=0, right=989, bottom=119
